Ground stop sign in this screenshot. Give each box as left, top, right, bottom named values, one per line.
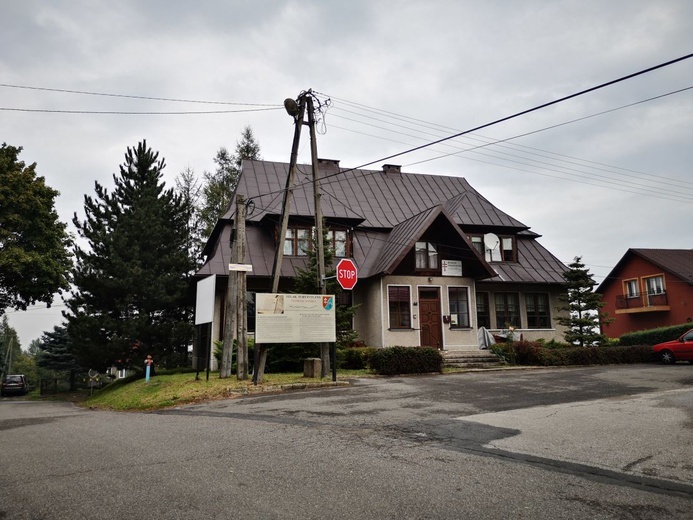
left=336, top=258, right=358, bottom=290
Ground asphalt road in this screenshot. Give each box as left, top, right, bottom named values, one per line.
left=1, top=364, right=692, bottom=519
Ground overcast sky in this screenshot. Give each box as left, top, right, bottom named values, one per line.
left=2, top=0, right=692, bottom=349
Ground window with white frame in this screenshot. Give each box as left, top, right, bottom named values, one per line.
left=388, top=286, right=411, bottom=329
left=644, top=275, right=665, bottom=295
left=448, top=287, right=470, bottom=328
left=624, top=279, right=639, bottom=298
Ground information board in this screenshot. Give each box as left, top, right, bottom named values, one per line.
left=255, top=294, right=336, bottom=343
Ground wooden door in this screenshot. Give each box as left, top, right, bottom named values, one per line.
left=419, top=288, right=442, bottom=349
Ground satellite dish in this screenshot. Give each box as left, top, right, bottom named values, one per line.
left=483, top=233, right=500, bottom=250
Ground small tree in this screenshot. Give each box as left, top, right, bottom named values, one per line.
left=557, top=257, right=612, bottom=347
left=37, top=325, right=79, bottom=391
left=292, top=226, right=359, bottom=374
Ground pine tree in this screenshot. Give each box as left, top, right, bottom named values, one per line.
left=557, top=257, right=612, bottom=347
left=66, top=141, right=195, bottom=370
left=199, top=126, right=261, bottom=238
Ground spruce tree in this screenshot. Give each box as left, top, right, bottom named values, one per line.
left=557, top=257, right=611, bottom=347
left=66, top=141, right=194, bottom=370
left=37, top=325, right=79, bottom=390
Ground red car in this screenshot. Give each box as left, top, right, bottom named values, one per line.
left=653, top=329, right=693, bottom=364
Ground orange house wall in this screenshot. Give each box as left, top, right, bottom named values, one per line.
left=600, top=256, right=693, bottom=338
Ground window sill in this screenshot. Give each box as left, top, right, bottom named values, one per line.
left=388, top=328, right=414, bottom=331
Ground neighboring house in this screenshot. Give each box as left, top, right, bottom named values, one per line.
left=195, top=159, right=568, bottom=365
left=596, top=249, right=693, bottom=338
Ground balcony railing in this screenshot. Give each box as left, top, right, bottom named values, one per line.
left=615, top=291, right=668, bottom=311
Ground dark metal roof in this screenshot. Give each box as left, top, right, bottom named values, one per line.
left=597, top=249, right=693, bottom=292
left=197, top=159, right=565, bottom=284
left=225, top=160, right=529, bottom=229
left=485, top=237, right=567, bottom=284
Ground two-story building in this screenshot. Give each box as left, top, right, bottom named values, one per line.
left=195, top=159, right=568, bottom=360
left=597, top=248, right=693, bottom=338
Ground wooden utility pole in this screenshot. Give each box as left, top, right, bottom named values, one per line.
left=254, top=95, right=307, bottom=385
left=306, top=95, right=330, bottom=378
left=220, top=196, right=242, bottom=379
left=235, top=195, right=249, bottom=380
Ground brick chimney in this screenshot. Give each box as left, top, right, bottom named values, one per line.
left=382, top=164, right=401, bottom=176
left=318, top=158, right=340, bottom=171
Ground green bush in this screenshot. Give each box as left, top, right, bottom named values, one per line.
left=369, top=346, right=443, bottom=375
left=619, top=323, right=693, bottom=346
left=337, top=347, right=377, bottom=370
left=491, top=341, right=655, bottom=366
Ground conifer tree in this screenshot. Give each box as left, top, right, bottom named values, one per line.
left=557, top=257, right=611, bottom=347
left=66, top=141, right=194, bottom=370
left=37, top=325, right=78, bottom=390
left=199, top=126, right=261, bottom=238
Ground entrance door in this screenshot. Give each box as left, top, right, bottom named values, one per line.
left=419, top=287, right=443, bottom=349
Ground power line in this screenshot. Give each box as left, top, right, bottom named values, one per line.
left=318, top=52, right=693, bottom=172
left=323, top=92, right=693, bottom=194
left=0, top=83, right=281, bottom=107
left=0, top=106, right=282, bottom=115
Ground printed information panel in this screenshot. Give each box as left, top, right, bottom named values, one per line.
left=255, top=293, right=336, bottom=343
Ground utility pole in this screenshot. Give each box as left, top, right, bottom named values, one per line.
left=235, top=195, right=249, bottom=380
left=254, top=95, right=307, bottom=385
left=220, top=196, right=241, bottom=379
left=306, top=94, right=330, bottom=378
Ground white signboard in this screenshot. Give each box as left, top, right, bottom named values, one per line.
left=195, top=275, right=216, bottom=325
left=442, top=259, right=463, bottom=277
left=255, top=294, right=336, bottom=343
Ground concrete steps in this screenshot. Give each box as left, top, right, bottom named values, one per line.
left=442, top=349, right=502, bottom=369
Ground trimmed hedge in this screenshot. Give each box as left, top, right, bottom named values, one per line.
left=369, top=346, right=443, bottom=375
left=491, top=341, right=655, bottom=366
left=619, top=323, right=693, bottom=346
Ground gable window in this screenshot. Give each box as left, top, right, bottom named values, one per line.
left=448, top=287, right=470, bottom=328
left=624, top=279, right=639, bottom=298
left=415, top=241, right=438, bottom=270
left=284, top=228, right=311, bottom=256
left=388, top=285, right=411, bottom=329
left=644, top=275, right=666, bottom=306
left=644, top=275, right=665, bottom=295
left=495, top=292, right=520, bottom=328
left=526, top=293, right=550, bottom=329
left=476, top=292, right=490, bottom=329
left=470, top=236, right=484, bottom=256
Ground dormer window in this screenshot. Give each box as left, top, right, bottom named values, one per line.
left=469, top=234, right=516, bottom=263
left=415, top=241, right=438, bottom=270
left=282, top=226, right=350, bottom=257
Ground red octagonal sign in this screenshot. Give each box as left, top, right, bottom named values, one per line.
left=336, top=258, right=358, bottom=290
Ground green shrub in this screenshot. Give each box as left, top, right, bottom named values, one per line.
left=337, top=347, right=377, bottom=370
left=619, top=323, right=693, bottom=346
left=369, top=346, right=443, bottom=375
left=491, top=341, right=655, bottom=366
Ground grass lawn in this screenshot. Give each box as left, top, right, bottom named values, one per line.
left=83, top=369, right=372, bottom=411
